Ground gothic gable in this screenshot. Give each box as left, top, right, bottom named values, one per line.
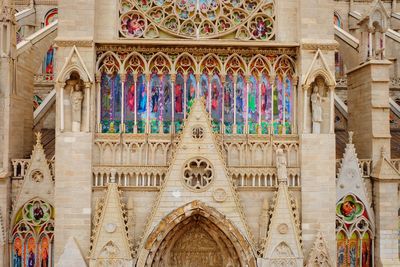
left=89, top=182, right=133, bottom=266
left=337, top=132, right=374, bottom=224
left=258, top=180, right=303, bottom=267
left=12, top=133, right=54, bottom=221
left=136, top=99, right=254, bottom=265
left=56, top=45, right=92, bottom=83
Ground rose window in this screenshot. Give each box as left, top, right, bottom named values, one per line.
left=119, top=0, right=275, bottom=40
left=183, top=158, right=213, bottom=191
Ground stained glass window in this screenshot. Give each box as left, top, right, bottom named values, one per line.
left=119, top=0, right=275, bottom=40
left=336, top=195, right=373, bottom=267
left=11, top=199, right=54, bottom=267
left=98, top=51, right=296, bottom=135
left=99, top=54, right=121, bottom=133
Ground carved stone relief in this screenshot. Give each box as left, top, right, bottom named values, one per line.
left=169, top=227, right=223, bottom=267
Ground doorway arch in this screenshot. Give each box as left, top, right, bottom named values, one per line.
left=139, top=200, right=256, bottom=267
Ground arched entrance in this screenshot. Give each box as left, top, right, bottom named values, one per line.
left=141, top=201, right=256, bottom=267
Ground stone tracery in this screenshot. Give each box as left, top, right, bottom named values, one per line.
left=119, top=0, right=275, bottom=40
left=11, top=199, right=54, bottom=267
left=96, top=47, right=297, bottom=135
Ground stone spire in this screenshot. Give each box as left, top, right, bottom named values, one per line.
left=305, top=231, right=333, bottom=267
left=258, top=179, right=303, bottom=266
left=89, top=181, right=133, bottom=266
left=337, top=131, right=374, bottom=222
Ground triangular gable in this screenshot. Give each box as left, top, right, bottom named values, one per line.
left=303, top=49, right=336, bottom=88
left=259, top=181, right=303, bottom=266
left=56, top=237, right=87, bottom=267
left=89, top=182, right=133, bottom=265
left=12, top=132, right=54, bottom=221
left=371, top=151, right=400, bottom=181
left=136, top=99, right=253, bottom=261
left=305, top=231, right=333, bottom=267
left=56, top=45, right=93, bottom=83
left=337, top=132, right=375, bottom=224
left=359, top=0, right=390, bottom=25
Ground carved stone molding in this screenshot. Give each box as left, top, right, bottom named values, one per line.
left=301, top=41, right=339, bottom=51
left=55, top=39, right=94, bottom=48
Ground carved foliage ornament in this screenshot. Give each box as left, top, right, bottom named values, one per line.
left=192, top=126, right=204, bottom=140
left=119, top=0, right=275, bottom=40
left=182, top=158, right=214, bottom=191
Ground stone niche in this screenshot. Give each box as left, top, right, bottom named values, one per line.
left=60, top=72, right=90, bottom=133
left=308, top=75, right=331, bottom=134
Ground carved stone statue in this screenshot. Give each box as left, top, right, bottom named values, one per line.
left=276, top=148, right=288, bottom=183
left=311, top=78, right=325, bottom=134
left=71, top=83, right=84, bottom=132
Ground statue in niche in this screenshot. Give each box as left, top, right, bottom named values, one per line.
left=71, top=83, right=84, bottom=132
left=311, top=78, right=326, bottom=134
left=276, top=148, right=288, bottom=183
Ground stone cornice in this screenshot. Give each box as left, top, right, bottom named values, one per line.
left=300, top=40, right=339, bottom=51
left=55, top=38, right=94, bottom=48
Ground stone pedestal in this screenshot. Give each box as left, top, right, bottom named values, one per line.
left=347, top=60, right=392, bottom=162
left=54, top=132, right=92, bottom=264
left=300, top=134, right=336, bottom=264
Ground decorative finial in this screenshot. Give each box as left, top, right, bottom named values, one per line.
left=348, top=131, right=353, bottom=144
left=35, top=132, right=42, bottom=146
left=110, top=168, right=116, bottom=184
left=381, top=147, right=387, bottom=158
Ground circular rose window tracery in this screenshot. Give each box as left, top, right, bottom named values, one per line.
left=119, top=0, right=275, bottom=40
left=182, top=158, right=214, bottom=191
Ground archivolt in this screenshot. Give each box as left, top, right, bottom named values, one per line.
left=138, top=200, right=257, bottom=267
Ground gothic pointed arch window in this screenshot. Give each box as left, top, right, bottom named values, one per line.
left=224, top=55, right=246, bottom=134
left=149, top=53, right=172, bottom=134
left=99, top=54, right=121, bottom=133
left=334, top=13, right=342, bottom=29
left=249, top=55, right=272, bottom=134
left=274, top=56, right=295, bottom=134
left=175, top=54, right=197, bottom=132
left=200, top=54, right=223, bottom=132
left=124, top=53, right=146, bottom=133
left=336, top=194, right=373, bottom=267
left=11, top=199, right=55, bottom=267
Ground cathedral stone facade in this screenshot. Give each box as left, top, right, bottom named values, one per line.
left=0, top=0, right=400, bottom=266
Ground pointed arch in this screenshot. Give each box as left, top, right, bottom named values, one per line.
left=173, top=52, right=198, bottom=75
left=138, top=200, right=256, bottom=267
left=57, top=46, right=93, bottom=83
left=11, top=198, right=55, bottom=267
left=96, top=51, right=122, bottom=74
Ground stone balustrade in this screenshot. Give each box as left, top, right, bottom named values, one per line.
left=390, top=159, right=400, bottom=172
left=92, top=166, right=301, bottom=189
left=230, top=167, right=301, bottom=188
left=92, top=166, right=168, bottom=188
